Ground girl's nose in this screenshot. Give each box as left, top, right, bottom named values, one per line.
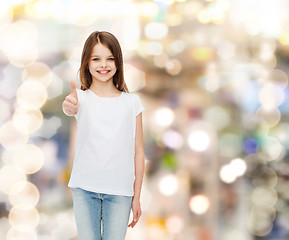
left=100, top=60, right=107, bottom=67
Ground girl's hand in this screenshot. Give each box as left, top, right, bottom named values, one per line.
left=62, top=80, right=79, bottom=116
left=128, top=198, right=142, bottom=228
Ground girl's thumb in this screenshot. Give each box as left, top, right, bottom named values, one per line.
left=70, top=80, right=78, bottom=100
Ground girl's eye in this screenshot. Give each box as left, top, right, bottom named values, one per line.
left=91, top=58, right=114, bottom=61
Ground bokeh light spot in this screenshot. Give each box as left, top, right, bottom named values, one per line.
left=188, top=130, right=210, bottom=152
left=0, top=121, right=29, bottom=150
left=243, top=138, right=259, bottom=154
left=189, top=194, right=209, bottom=215
left=17, top=81, right=47, bottom=110
left=9, top=204, right=40, bottom=229
left=12, top=108, right=43, bottom=134
left=159, top=174, right=178, bottom=196
left=0, top=165, right=27, bottom=194
left=13, top=144, right=44, bottom=174
left=9, top=181, right=40, bottom=207
left=153, top=107, right=175, bottom=128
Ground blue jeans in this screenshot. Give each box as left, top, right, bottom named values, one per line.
left=71, top=187, right=132, bottom=240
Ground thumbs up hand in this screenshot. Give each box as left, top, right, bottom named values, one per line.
left=62, top=80, right=79, bottom=116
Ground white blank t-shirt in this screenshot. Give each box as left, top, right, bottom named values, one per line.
left=67, top=89, right=144, bottom=196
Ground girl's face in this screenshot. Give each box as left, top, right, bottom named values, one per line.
left=88, top=43, right=117, bottom=83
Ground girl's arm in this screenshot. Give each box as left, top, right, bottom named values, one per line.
left=128, top=112, right=145, bottom=228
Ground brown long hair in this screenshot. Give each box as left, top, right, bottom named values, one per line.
left=78, top=31, right=129, bottom=92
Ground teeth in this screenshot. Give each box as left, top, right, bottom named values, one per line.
left=98, top=71, right=109, bottom=73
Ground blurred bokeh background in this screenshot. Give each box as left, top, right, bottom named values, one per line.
left=1, top=0, right=289, bottom=239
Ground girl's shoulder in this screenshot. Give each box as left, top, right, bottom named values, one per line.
left=123, top=92, right=142, bottom=101
left=124, top=91, right=140, bottom=97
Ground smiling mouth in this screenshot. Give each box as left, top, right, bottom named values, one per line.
left=97, top=70, right=110, bottom=74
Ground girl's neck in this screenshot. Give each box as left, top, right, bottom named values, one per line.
left=89, top=80, right=120, bottom=96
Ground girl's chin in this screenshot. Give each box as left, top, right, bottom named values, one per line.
left=92, top=77, right=113, bottom=82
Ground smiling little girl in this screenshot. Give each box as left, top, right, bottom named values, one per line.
left=62, top=31, right=145, bottom=240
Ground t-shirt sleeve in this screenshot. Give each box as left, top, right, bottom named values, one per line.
left=135, top=94, right=144, bottom=117
left=74, top=88, right=83, bottom=121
